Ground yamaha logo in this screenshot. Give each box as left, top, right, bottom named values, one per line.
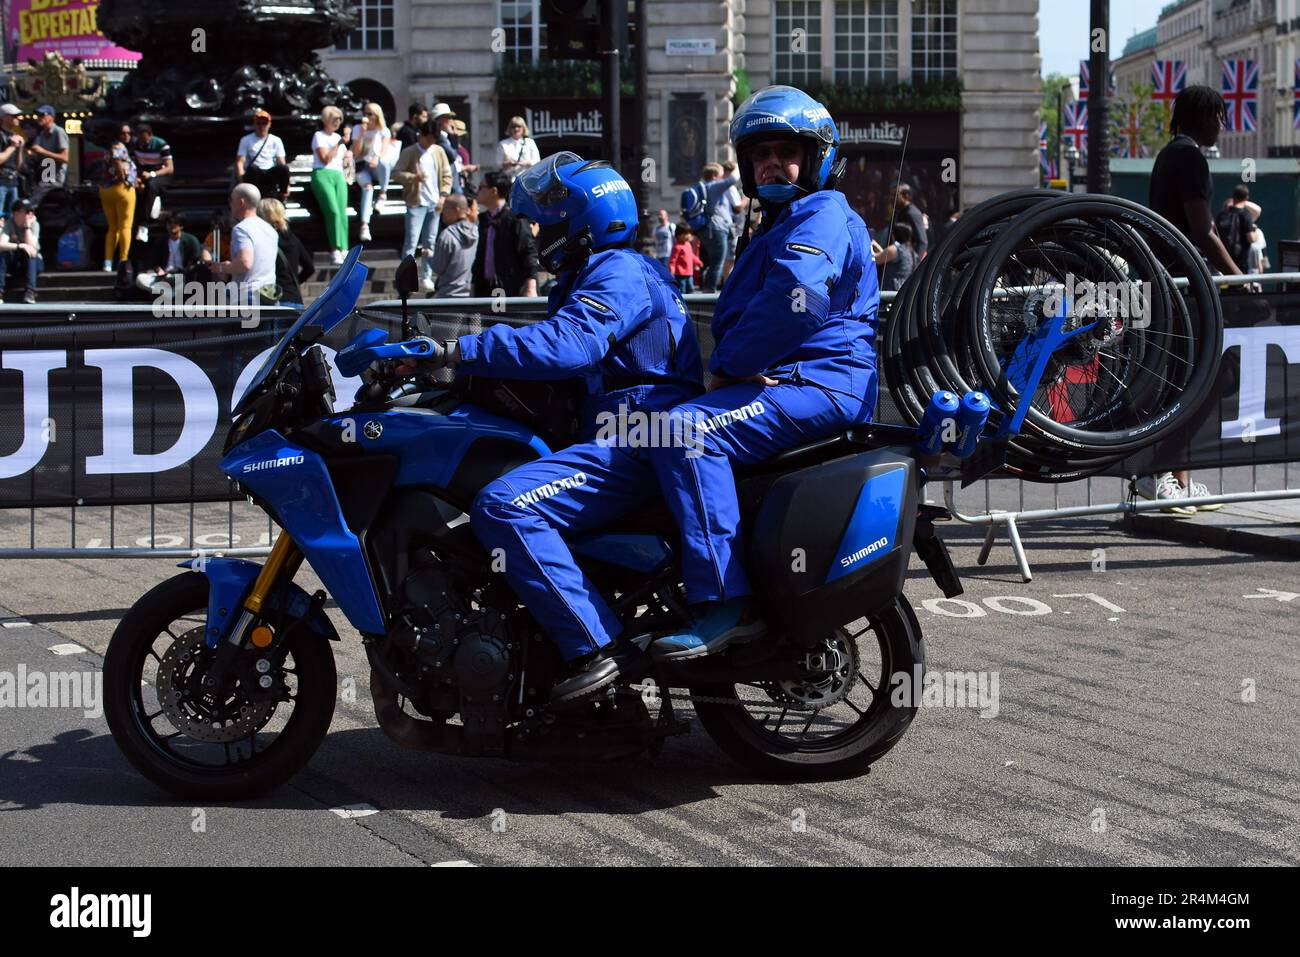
left=363, top=421, right=384, bottom=440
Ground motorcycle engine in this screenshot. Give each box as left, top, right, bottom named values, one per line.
left=389, top=562, right=515, bottom=754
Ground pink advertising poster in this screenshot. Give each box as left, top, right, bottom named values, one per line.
left=4, top=0, right=141, bottom=65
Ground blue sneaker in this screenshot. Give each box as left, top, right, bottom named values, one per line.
left=650, top=600, right=766, bottom=661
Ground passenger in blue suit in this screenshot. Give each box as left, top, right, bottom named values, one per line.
left=644, top=86, right=881, bottom=660
left=408, top=152, right=704, bottom=704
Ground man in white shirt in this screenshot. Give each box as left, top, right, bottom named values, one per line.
left=393, top=122, right=452, bottom=292
left=209, top=183, right=278, bottom=306
left=235, top=109, right=289, bottom=201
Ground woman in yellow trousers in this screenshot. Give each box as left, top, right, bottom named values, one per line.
left=99, top=123, right=137, bottom=271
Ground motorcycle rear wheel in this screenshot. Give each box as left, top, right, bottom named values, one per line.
left=689, top=595, right=925, bottom=779
left=103, top=572, right=337, bottom=800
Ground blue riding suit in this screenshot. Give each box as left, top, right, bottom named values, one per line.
left=462, top=247, right=704, bottom=660
left=648, top=188, right=879, bottom=605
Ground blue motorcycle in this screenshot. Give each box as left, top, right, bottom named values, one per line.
left=104, top=248, right=960, bottom=799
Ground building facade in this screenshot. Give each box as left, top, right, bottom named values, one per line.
left=1112, top=0, right=1279, bottom=160
left=320, top=0, right=1041, bottom=233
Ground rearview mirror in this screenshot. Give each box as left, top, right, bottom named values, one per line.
left=394, top=256, right=420, bottom=299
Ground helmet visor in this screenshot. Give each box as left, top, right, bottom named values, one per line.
left=517, top=151, right=581, bottom=209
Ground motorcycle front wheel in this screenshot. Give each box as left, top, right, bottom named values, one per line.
left=103, top=572, right=337, bottom=800
left=689, top=596, right=925, bottom=780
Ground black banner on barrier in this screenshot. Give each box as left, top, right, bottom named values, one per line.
left=0, top=312, right=299, bottom=508
left=0, top=288, right=1294, bottom=509
left=1104, top=289, right=1300, bottom=476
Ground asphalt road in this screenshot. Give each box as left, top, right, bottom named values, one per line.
left=1, top=520, right=1297, bottom=866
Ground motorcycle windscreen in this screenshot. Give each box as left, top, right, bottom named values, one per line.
left=233, top=246, right=369, bottom=416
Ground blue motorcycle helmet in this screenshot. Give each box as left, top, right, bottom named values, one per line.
left=511, top=151, right=639, bottom=273
left=729, top=85, right=840, bottom=204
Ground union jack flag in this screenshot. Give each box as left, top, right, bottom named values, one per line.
left=1293, top=59, right=1300, bottom=130
left=1079, top=60, right=1116, bottom=100
left=1221, top=59, right=1259, bottom=132
left=1115, top=107, right=1142, bottom=158
left=1063, top=101, right=1087, bottom=155
left=1038, top=122, right=1055, bottom=176
left=1151, top=60, right=1185, bottom=105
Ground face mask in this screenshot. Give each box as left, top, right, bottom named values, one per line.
left=757, top=182, right=800, bottom=203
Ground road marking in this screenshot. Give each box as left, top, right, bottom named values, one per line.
left=330, top=804, right=380, bottom=819
left=1053, top=593, right=1126, bottom=613
left=431, top=860, right=475, bottom=867
left=983, top=596, right=1051, bottom=616
left=922, top=598, right=986, bottom=618
left=49, top=643, right=88, bottom=655
left=1, top=618, right=32, bottom=629
left=1243, top=587, right=1299, bottom=603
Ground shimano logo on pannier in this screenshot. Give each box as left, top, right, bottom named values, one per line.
left=840, top=535, right=889, bottom=569
left=242, top=454, right=305, bottom=474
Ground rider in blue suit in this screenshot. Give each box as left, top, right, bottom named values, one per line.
left=410, top=152, right=704, bottom=704
left=645, top=86, right=880, bottom=660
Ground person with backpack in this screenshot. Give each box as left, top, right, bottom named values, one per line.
left=1215, top=185, right=1258, bottom=274
left=680, top=161, right=740, bottom=292
left=387, top=153, right=705, bottom=705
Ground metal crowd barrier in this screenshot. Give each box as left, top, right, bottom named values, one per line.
left=940, top=271, right=1300, bottom=581
left=1, top=275, right=1298, bottom=567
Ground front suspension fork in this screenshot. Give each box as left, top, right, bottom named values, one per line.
left=202, top=534, right=303, bottom=692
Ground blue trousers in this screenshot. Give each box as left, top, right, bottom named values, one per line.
left=403, top=204, right=438, bottom=281
left=648, top=364, right=877, bottom=605
left=0, top=249, right=40, bottom=293
left=471, top=442, right=659, bottom=660
left=701, top=225, right=729, bottom=292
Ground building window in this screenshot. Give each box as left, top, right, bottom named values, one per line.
left=834, top=0, right=899, bottom=86
left=911, top=0, right=956, bottom=80
left=774, top=0, right=823, bottom=87
left=337, top=0, right=395, bottom=52
left=501, top=0, right=547, bottom=64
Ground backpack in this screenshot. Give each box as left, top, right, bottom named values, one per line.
left=1215, top=206, right=1251, bottom=270
left=680, top=181, right=708, bottom=231
left=56, top=223, right=94, bottom=270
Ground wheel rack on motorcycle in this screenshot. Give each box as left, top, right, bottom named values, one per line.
left=103, top=249, right=963, bottom=800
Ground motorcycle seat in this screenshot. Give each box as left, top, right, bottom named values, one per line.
left=734, top=426, right=873, bottom=478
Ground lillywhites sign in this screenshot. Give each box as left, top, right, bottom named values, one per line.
left=525, top=107, right=603, bottom=140
left=837, top=119, right=906, bottom=146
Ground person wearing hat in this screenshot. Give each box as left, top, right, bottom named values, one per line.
left=0, top=197, right=42, bottom=303
left=0, top=104, right=24, bottom=224
left=235, top=109, right=289, bottom=202
left=453, top=117, right=479, bottom=192
left=25, top=105, right=68, bottom=207
left=430, top=103, right=464, bottom=195
left=495, top=115, right=539, bottom=184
